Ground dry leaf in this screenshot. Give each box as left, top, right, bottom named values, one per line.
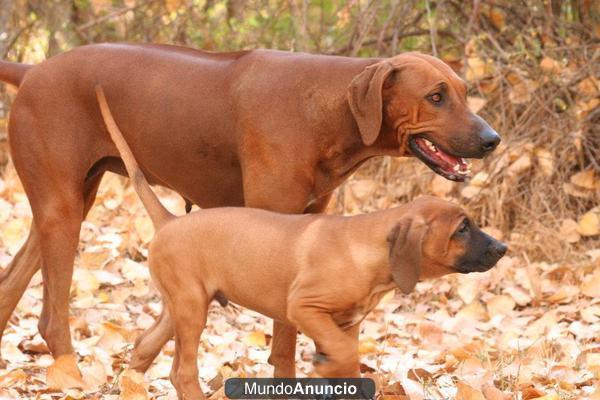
left=570, top=170, right=598, bottom=190
left=457, top=301, right=487, bottom=321
left=466, top=57, right=496, bottom=81
left=456, top=381, right=485, bottom=400
left=467, top=97, right=487, bottom=113
left=481, top=384, right=510, bottom=400
left=358, top=337, right=378, bottom=354
left=486, top=295, right=515, bottom=317
left=559, top=219, right=580, bottom=243
left=508, top=154, right=532, bottom=175
left=0, top=369, right=28, bottom=388
left=243, top=331, right=267, bottom=347
left=539, top=57, right=561, bottom=74
left=488, top=7, right=506, bottom=30
left=418, top=321, right=443, bottom=345
left=431, top=175, right=454, bottom=197
left=46, top=354, right=86, bottom=390
left=579, top=210, right=600, bottom=236
left=134, top=215, right=154, bottom=244
left=119, top=369, right=148, bottom=400
left=529, top=394, right=559, bottom=400
left=582, top=269, right=600, bottom=297
left=534, top=149, right=554, bottom=177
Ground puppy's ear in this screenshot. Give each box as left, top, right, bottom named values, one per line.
left=347, top=62, right=394, bottom=146
left=387, top=218, right=426, bottom=294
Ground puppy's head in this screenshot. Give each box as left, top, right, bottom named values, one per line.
left=387, top=196, right=507, bottom=294
left=348, top=52, right=500, bottom=182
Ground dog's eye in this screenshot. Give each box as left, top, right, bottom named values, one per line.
left=456, top=219, right=469, bottom=234
left=428, top=92, right=443, bottom=105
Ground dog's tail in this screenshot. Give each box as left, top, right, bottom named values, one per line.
left=0, top=60, right=32, bottom=87
left=95, top=85, right=175, bottom=230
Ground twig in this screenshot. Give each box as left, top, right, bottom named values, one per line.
left=332, top=29, right=456, bottom=55
left=75, top=0, right=153, bottom=32
left=425, top=0, right=437, bottom=57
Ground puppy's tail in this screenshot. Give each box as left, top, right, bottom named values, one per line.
left=0, top=60, right=32, bottom=87
left=95, top=85, right=174, bottom=230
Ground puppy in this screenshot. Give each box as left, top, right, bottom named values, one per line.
left=96, top=86, right=507, bottom=399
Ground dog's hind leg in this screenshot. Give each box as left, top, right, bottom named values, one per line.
left=159, top=278, right=208, bottom=399
left=36, top=173, right=104, bottom=347
left=0, top=227, right=42, bottom=367
left=0, top=151, right=104, bottom=369
left=3, top=92, right=109, bottom=375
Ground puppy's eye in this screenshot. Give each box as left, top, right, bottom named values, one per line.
left=456, top=219, right=469, bottom=234
left=428, top=92, right=443, bottom=105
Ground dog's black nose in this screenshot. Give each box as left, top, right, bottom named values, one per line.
left=480, top=128, right=501, bottom=153
left=488, top=241, right=508, bottom=258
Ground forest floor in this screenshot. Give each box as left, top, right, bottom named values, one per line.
left=0, top=169, right=599, bottom=400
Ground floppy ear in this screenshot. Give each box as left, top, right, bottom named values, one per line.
left=387, top=218, right=426, bottom=294
left=347, top=62, right=395, bottom=146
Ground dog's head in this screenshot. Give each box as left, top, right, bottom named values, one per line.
left=348, top=52, right=500, bottom=182
left=386, top=196, right=507, bottom=294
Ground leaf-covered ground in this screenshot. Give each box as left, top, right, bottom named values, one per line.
left=0, top=168, right=599, bottom=400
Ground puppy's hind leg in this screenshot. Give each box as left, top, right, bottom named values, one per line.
left=130, top=308, right=173, bottom=373
left=151, top=254, right=208, bottom=399
left=167, top=288, right=209, bottom=400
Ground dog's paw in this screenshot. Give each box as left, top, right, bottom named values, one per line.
left=312, top=352, right=328, bottom=365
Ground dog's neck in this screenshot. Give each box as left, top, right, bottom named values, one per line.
left=312, top=104, right=405, bottom=198
left=336, top=207, right=412, bottom=287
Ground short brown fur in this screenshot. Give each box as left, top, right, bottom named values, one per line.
left=96, top=85, right=506, bottom=399
left=0, top=45, right=499, bottom=375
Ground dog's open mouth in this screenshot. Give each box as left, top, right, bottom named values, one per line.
left=409, top=136, right=471, bottom=182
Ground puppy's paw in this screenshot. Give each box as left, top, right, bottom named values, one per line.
left=314, top=352, right=360, bottom=378
left=312, top=352, right=328, bottom=365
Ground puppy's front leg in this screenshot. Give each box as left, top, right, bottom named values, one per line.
left=287, top=303, right=359, bottom=378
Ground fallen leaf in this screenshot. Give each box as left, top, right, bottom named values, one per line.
left=134, top=215, right=154, bottom=244
left=243, top=331, right=267, bottom=347
left=582, top=270, right=600, bottom=297
left=570, top=170, right=598, bottom=190
left=431, top=175, right=454, bottom=197
left=0, top=369, right=28, bottom=388
left=579, top=210, right=600, bottom=236
left=119, top=369, right=148, bottom=400
left=456, top=381, right=485, bottom=400
left=482, top=383, right=510, bottom=400
left=534, top=149, right=554, bottom=177
left=560, top=219, right=580, bottom=243
left=467, top=97, right=487, bottom=113
left=486, top=295, right=515, bottom=317
left=529, top=394, right=559, bottom=400
left=358, top=337, right=378, bottom=354
left=418, top=321, right=443, bottom=345
left=46, top=354, right=86, bottom=391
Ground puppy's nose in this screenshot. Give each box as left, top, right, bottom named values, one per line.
left=480, top=127, right=501, bottom=153
left=490, top=242, right=508, bottom=258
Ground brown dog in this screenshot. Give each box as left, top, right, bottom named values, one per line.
left=0, top=44, right=500, bottom=375
left=97, top=85, right=506, bottom=399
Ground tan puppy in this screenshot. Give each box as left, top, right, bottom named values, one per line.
left=96, top=86, right=506, bottom=399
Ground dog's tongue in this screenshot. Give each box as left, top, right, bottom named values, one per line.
left=436, top=148, right=462, bottom=166
left=414, top=137, right=470, bottom=176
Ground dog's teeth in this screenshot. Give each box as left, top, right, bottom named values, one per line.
left=423, top=139, right=437, bottom=152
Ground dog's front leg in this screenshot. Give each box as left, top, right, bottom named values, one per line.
left=287, top=302, right=359, bottom=378
left=241, top=165, right=332, bottom=378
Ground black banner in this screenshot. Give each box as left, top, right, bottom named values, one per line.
left=224, top=378, right=376, bottom=399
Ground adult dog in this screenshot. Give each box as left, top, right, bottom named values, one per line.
left=0, top=44, right=500, bottom=377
